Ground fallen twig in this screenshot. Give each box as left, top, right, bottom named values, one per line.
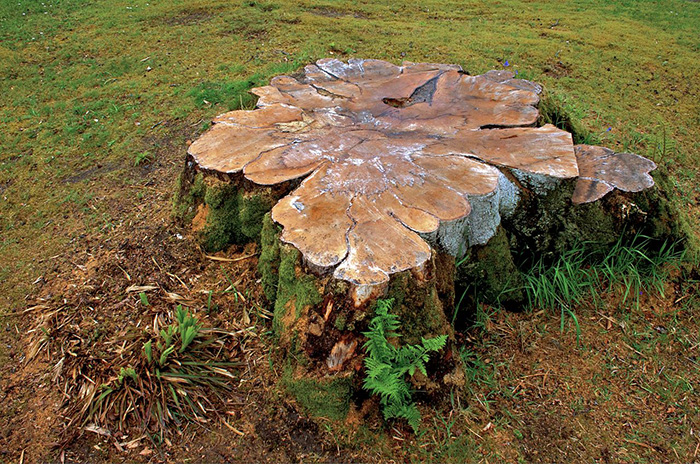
left=205, top=253, right=258, bottom=263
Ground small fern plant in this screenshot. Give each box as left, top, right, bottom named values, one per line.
left=362, top=299, right=448, bottom=432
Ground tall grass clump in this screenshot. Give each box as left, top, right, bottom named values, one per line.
left=522, top=234, right=685, bottom=312
left=65, top=306, right=242, bottom=440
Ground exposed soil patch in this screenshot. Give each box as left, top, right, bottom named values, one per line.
left=306, top=7, right=369, bottom=19
left=0, top=357, right=62, bottom=463
left=158, top=8, right=215, bottom=27
left=543, top=60, right=571, bottom=78
left=0, top=179, right=12, bottom=194
left=62, top=162, right=120, bottom=184
left=255, top=403, right=324, bottom=460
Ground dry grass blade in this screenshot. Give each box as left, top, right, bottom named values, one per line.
left=126, top=285, right=159, bottom=293
left=205, top=253, right=258, bottom=263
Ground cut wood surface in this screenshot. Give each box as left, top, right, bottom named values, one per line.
left=572, top=145, right=657, bottom=204
left=188, top=59, right=657, bottom=286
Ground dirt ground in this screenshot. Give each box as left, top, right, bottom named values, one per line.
left=1, top=0, right=699, bottom=459
left=0, top=139, right=697, bottom=463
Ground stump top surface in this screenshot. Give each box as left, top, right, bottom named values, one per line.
left=188, top=59, right=656, bottom=286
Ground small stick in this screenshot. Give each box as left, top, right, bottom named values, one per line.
left=116, top=263, right=131, bottom=281
left=205, top=253, right=258, bottom=263
left=166, top=271, right=189, bottom=291
left=623, top=438, right=655, bottom=451
left=223, top=420, right=245, bottom=437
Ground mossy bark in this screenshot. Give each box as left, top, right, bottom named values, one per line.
left=456, top=226, right=525, bottom=312
left=258, top=213, right=463, bottom=419
left=504, top=179, right=618, bottom=258
left=172, top=169, right=206, bottom=225
left=450, top=177, right=684, bottom=318
left=172, top=157, right=293, bottom=252
left=503, top=176, right=683, bottom=261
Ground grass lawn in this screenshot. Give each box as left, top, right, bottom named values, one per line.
left=1, top=0, right=698, bottom=462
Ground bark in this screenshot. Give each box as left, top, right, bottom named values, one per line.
left=257, top=213, right=463, bottom=419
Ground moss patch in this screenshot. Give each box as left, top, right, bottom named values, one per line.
left=457, top=226, right=525, bottom=310
left=199, top=183, right=275, bottom=252
left=333, top=314, right=347, bottom=331
left=258, top=213, right=281, bottom=303
left=635, top=167, right=693, bottom=251
left=506, top=180, right=618, bottom=259
left=272, top=245, right=322, bottom=335
left=172, top=171, right=206, bottom=224
left=385, top=271, right=449, bottom=345
left=282, top=367, right=352, bottom=420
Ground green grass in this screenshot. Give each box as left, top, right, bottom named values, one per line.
left=1, top=0, right=698, bottom=309
left=521, top=235, right=686, bottom=312
left=1, top=0, right=699, bottom=461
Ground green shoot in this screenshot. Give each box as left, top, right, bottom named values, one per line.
left=143, top=340, right=153, bottom=363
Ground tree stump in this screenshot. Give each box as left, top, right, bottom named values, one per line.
left=175, top=59, right=663, bottom=422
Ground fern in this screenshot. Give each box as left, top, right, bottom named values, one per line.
left=362, top=299, right=448, bottom=432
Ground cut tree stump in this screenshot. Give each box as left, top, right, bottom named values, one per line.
left=175, top=59, right=667, bottom=422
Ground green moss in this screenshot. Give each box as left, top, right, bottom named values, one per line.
left=334, top=314, right=347, bottom=331
left=239, top=193, right=273, bottom=239
left=258, top=212, right=281, bottom=303
left=508, top=173, right=689, bottom=263
left=281, top=367, right=352, bottom=420
left=200, top=184, right=275, bottom=252
left=635, top=168, right=687, bottom=242
left=506, top=181, right=617, bottom=258
left=172, top=171, right=205, bottom=223
left=557, top=202, right=618, bottom=255
left=272, top=245, right=322, bottom=335
left=201, top=183, right=240, bottom=251
left=457, top=226, right=525, bottom=309
left=386, top=272, right=408, bottom=309
left=385, top=272, right=447, bottom=345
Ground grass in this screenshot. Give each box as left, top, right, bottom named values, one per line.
left=0, top=0, right=699, bottom=461
left=509, top=234, right=688, bottom=349
left=48, top=305, right=243, bottom=440
left=1, top=1, right=698, bottom=308
left=520, top=235, right=686, bottom=313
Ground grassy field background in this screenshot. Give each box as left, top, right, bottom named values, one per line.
left=1, top=0, right=699, bottom=462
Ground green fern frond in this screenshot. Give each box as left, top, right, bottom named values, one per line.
left=362, top=299, right=448, bottom=433
left=422, top=335, right=448, bottom=351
